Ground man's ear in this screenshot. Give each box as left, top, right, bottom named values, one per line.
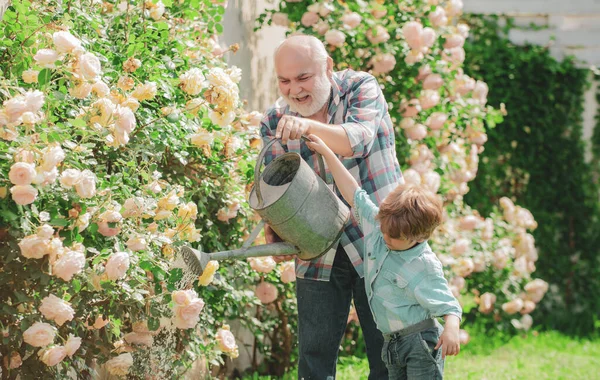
left=327, top=56, right=334, bottom=77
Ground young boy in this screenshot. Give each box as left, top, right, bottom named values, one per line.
left=305, top=134, right=462, bottom=379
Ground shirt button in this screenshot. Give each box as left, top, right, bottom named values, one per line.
left=368, top=252, right=371, bottom=257
left=375, top=269, right=379, bottom=273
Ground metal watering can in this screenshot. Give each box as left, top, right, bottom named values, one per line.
left=181, top=137, right=350, bottom=276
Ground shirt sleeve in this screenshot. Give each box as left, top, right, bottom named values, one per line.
left=339, top=76, right=385, bottom=159
left=413, top=270, right=463, bottom=321
left=259, top=112, right=286, bottom=166
left=353, top=188, right=379, bottom=231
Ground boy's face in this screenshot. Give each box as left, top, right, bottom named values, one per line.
left=383, top=233, right=420, bottom=251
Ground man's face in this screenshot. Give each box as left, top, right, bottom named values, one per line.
left=275, top=50, right=331, bottom=117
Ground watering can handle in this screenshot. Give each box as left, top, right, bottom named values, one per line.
left=254, top=137, right=327, bottom=207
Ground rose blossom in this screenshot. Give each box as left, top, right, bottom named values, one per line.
left=404, top=49, right=424, bottom=65
left=34, top=49, right=60, bottom=68
left=421, top=27, right=437, bottom=48
left=216, top=325, right=239, bottom=358
left=402, top=168, right=422, bottom=186
left=40, top=144, right=65, bottom=171
left=3, top=96, right=26, bottom=122
left=419, top=90, right=440, bottom=110
left=92, top=81, right=110, bottom=97
left=402, top=21, right=423, bottom=50
left=179, top=68, right=206, bottom=95
left=249, top=256, right=277, bottom=273
left=39, top=346, right=67, bottom=366
left=126, top=235, right=148, bottom=251
left=70, top=82, right=93, bottom=99
left=428, top=7, right=448, bottom=27
left=53, top=250, right=86, bottom=281
left=404, top=124, right=427, bottom=141
left=79, top=52, right=102, bottom=80
left=473, top=80, right=489, bottom=105
left=417, top=64, right=432, bottom=80
left=325, top=30, right=346, bottom=48
left=445, top=0, right=464, bottom=17
left=53, top=31, right=82, bottom=53
left=22, top=69, right=39, bottom=84
left=444, top=47, right=465, bottom=64
left=64, top=334, right=82, bottom=357
left=115, top=105, right=136, bottom=134
left=39, top=294, right=75, bottom=326
left=427, top=112, right=447, bottom=130
left=9, top=352, right=22, bottom=369
left=478, top=292, right=496, bottom=314
left=255, top=281, right=278, bottom=304
left=76, top=212, right=91, bottom=232
left=105, top=251, right=130, bottom=280
left=124, top=332, right=153, bottom=347
left=10, top=185, right=38, bottom=205
left=271, top=12, right=289, bottom=27
left=60, top=168, right=82, bottom=188
left=9, top=162, right=36, bottom=185
left=173, top=298, right=205, bottom=329
left=450, top=238, right=469, bottom=257
left=172, top=289, right=197, bottom=306
left=75, top=170, right=96, bottom=198
left=371, top=53, right=396, bottom=74
left=301, top=11, right=319, bottom=27
left=280, top=261, right=296, bottom=283
left=520, top=300, right=536, bottom=315
left=457, top=23, right=470, bottom=38
left=502, top=298, right=524, bottom=314
left=452, top=257, right=474, bottom=277
left=422, top=171, right=441, bottom=193
left=18, top=234, right=49, bottom=259
left=23, top=322, right=56, bottom=347
left=132, top=82, right=158, bottom=101
left=341, top=12, right=361, bottom=29
left=367, top=25, right=390, bottom=44
left=423, top=74, right=443, bottom=90
left=459, top=215, right=480, bottom=230
left=122, top=57, right=141, bottom=73
left=444, top=34, right=465, bottom=49
left=198, top=260, right=219, bottom=286
left=105, top=353, right=134, bottom=376
left=524, top=279, right=549, bottom=303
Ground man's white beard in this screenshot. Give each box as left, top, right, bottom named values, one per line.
left=284, top=73, right=332, bottom=117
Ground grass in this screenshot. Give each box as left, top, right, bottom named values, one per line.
left=243, top=331, right=600, bottom=379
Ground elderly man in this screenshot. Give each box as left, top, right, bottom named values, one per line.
left=260, top=35, right=403, bottom=380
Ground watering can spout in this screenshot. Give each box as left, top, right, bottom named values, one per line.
left=180, top=242, right=299, bottom=276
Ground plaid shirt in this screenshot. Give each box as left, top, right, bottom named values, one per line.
left=259, top=69, right=403, bottom=281
left=353, top=188, right=462, bottom=333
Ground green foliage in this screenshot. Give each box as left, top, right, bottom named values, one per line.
left=462, top=15, right=600, bottom=335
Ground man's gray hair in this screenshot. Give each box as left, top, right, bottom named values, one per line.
left=274, top=34, right=329, bottom=67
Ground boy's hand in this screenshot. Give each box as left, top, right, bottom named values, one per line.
left=305, top=134, right=333, bottom=157
left=436, top=315, right=461, bottom=359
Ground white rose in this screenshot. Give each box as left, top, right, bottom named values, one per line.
left=122, top=197, right=145, bottom=218
left=60, top=168, right=82, bottom=188
left=75, top=170, right=96, bottom=198
left=324, top=30, right=346, bottom=47
left=91, top=81, right=110, bottom=97
left=179, top=68, right=206, bottom=95
left=22, top=69, right=40, bottom=84
left=23, top=322, right=56, bottom=347
left=39, top=294, right=75, bottom=326
left=24, top=90, right=45, bottom=113
left=18, top=234, right=49, bottom=259
left=41, top=144, right=65, bottom=171
left=34, top=49, right=60, bottom=68
left=64, top=334, right=82, bottom=357
left=9, top=162, right=36, bottom=186
left=148, top=1, right=165, bottom=20
left=105, top=251, right=130, bottom=281
left=123, top=332, right=153, bottom=347
left=99, top=209, right=123, bottom=223
left=53, top=31, right=82, bottom=53
left=3, top=96, right=28, bottom=122
left=271, top=12, right=289, bottom=27
left=114, top=105, right=136, bottom=134
left=209, top=110, right=235, bottom=128
left=70, top=82, right=93, bottom=99
left=39, top=346, right=67, bottom=366
left=37, top=224, right=54, bottom=239
left=10, top=184, right=38, bottom=205
left=75, top=212, right=91, bottom=232
left=126, top=235, right=148, bottom=251
left=53, top=250, right=86, bottom=281
left=79, top=52, right=102, bottom=80
left=131, top=82, right=157, bottom=101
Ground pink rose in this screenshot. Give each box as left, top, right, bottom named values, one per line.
left=422, top=74, right=443, bottom=91
left=445, top=0, right=464, bottom=17
left=450, top=276, right=465, bottom=291
left=64, top=334, right=82, bottom=357
left=426, top=112, right=447, bottom=130
left=422, top=171, right=441, bottom=193
left=367, top=25, right=390, bottom=44
left=371, top=53, right=396, bottom=74
left=520, top=300, right=536, bottom=315
left=115, top=105, right=136, bottom=134
left=473, top=80, right=489, bottom=105
left=105, top=251, right=130, bottom=280
left=249, top=256, right=277, bottom=273
left=404, top=124, right=427, bottom=141
left=9, top=352, right=22, bottom=369
left=255, top=281, right=278, bottom=304
left=98, top=222, right=121, bottom=237
left=124, top=332, right=153, bottom=347
left=70, top=82, right=92, bottom=99
left=404, top=49, right=424, bottom=65
left=39, top=346, right=67, bottom=366
left=86, top=315, right=110, bottom=330
left=457, top=23, right=470, bottom=38
left=459, top=329, right=470, bottom=345
left=402, top=21, right=423, bottom=50
left=301, top=11, right=319, bottom=27
left=341, top=12, right=361, bottom=29
left=502, top=298, right=524, bottom=315
left=92, top=81, right=110, bottom=97
left=173, top=298, right=205, bottom=329
left=419, top=90, right=440, bottom=110
left=450, top=238, right=469, bottom=257
left=75, top=169, right=96, bottom=198
left=401, top=99, right=421, bottom=117
left=125, top=235, right=147, bottom=251
left=19, top=234, right=49, bottom=259
left=271, top=12, right=289, bottom=27
left=314, top=20, right=330, bottom=35
left=39, top=294, right=75, bottom=326
left=280, top=261, right=296, bottom=283
left=452, top=257, right=474, bottom=277
left=105, top=353, right=133, bottom=376
left=10, top=184, right=38, bottom=205
left=459, top=215, right=480, bottom=230
left=53, top=250, right=86, bottom=281
left=524, top=279, right=549, bottom=303
left=420, top=27, right=437, bottom=48
left=371, top=8, right=387, bottom=19
left=79, top=52, right=102, bottom=81
left=469, top=131, right=488, bottom=146
left=325, top=30, right=345, bottom=48
left=400, top=118, right=416, bottom=130
left=402, top=169, right=422, bottom=186
left=443, top=47, right=465, bottom=64
left=478, top=292, right=496, bottom=314
left=444, top=34, right=465, bottom=49
left=23, top=322, right=56, bottom=347
left=9, top=162, right=36, bottom=185
left=417, top=64, right=432, bottom=80
left=428, top=7, right=448, bottom=27
left=216, top=326, right=239, bottom=357
left=172, top=289, right=197, bottom=306
left=60, top=168, right=82, bottom=188
left=41, top=144, right=65, bottom=171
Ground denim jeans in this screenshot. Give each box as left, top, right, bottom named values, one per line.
left=381, top=324, right=445, bottom=380
left=296, top=245, right=388, bottom=380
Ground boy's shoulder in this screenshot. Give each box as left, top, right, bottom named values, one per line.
left=415, top=245, right=444, bottom=277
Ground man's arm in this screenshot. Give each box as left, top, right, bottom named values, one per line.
left=275, top=115, right=353, bottom=157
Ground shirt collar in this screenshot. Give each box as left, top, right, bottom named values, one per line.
left=389, top=241, right=429, bottom=263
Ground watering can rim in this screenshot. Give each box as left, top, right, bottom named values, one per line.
left=249, top=151, right=304, bottom=211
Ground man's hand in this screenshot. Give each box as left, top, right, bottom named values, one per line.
left=276, top=115, right=312, bottom=145
left=264, top=224, right=294, bottom=263
left=435, top=315, right=461, bottom=359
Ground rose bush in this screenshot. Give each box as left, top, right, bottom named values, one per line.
left=0, top=0, right=291, bottom=377
left=257, top=0, right=549, bottom=344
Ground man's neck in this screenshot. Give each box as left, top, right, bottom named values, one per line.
left=307, top=104, right=329, bottom=124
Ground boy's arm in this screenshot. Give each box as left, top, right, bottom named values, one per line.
left=305, top=134, right=359, bottom=207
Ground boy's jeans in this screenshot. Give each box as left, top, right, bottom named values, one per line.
left=381, top=324, right=445, bottom=379
left=296, top=245, right=388, bottom=380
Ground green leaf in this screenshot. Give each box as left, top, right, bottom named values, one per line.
left=68, top=118, right=87, bottom=128
left=38, top=68, right=51, bottom=86
left=72, top=278, right=81, bottom=292
left=50, top=218, right=69, bottom=227
left=148, top=317, right=160, bottom=330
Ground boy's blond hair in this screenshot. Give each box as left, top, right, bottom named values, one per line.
left=376, top=184, right=443, bottom=241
